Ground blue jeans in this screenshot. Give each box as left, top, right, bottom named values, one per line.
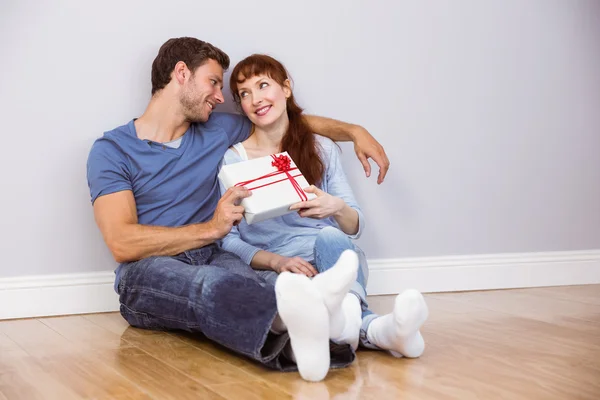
left=116, top=244, right=354, bottom=370
left=256, top=226, right=381, bottom=349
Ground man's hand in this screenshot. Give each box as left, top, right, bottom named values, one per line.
left=352, top=125, right=390, bottom=184
left=303, top=115, right=390, bottom=184
left=208, top=187, right=251, bottom=239
left=273, top=256, right=317, bottom=277
left=289, top=186, right=344, bottom=219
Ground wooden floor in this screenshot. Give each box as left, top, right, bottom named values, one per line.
left=1, top=285, right=599, bottom=400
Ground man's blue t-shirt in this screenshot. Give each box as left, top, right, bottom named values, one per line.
left=87, top=112, right=252, bottom=226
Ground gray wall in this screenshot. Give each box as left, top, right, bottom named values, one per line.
left=1, top=0, right=599, bottom=278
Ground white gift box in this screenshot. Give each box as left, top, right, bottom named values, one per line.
left=218, top=152, right=317, bottom=224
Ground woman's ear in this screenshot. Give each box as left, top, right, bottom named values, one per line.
left=283, top=79, right=292, bottom=98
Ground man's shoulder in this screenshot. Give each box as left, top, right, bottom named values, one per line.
left=89, top=120, right=134, bottom=158
left=199, top=112, right=247, bottom=131
left=100, top=120, right=134, bottom=141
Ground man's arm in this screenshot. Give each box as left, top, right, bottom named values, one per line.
left=93, top=187, right=250, bottom=263
left=303, top=115, right=390, bottom=184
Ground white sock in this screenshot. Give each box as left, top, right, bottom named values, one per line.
left=312, top=250, right=359, bottom=339
left=275, top=272, right=330, bottom=382
left=366, top=289, right=428, bottom=358
left=331, top=293, right=362, bottom=350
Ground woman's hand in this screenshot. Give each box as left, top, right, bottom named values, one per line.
left=289, top=186, right=345, bottom=219
left=273, top=256, right=317, bottom=277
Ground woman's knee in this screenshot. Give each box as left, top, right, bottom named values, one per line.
left=315, top=226, right=351, bottom=249
left=313, top=226, right=357, bottom=273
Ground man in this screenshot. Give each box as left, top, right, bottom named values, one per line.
left=87, top=37, right=390, bottom=381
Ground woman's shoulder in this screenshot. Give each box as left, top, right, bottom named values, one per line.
left=313, top=134, right=335, bottom=149
left=312, top=134, right=339, bottom=161
left=223, top=143, right=246, bottom=165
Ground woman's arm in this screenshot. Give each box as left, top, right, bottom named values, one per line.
left=295, top=186, right=359, bottom=236
left=290, top=139, right=365, bottom=237
left=250, top=250, right=317, bottom=277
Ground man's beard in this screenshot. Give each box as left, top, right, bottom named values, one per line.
left=180, top=89, right=209, bottom=123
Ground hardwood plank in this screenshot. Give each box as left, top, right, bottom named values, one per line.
left=41, top=315, right=228, bottom=398
left=0, top=331, right=28, bottom=357
left=420, top=329, right=600, bottom=400
left=0, top=319, right=76, bottom=357
left=4, top=315, right=224, bottom=398
left=84, top=313, right=260, bottom=386
left=110, top=394, right=154, bottom=400
left=39, top=315, right=129, bottom=350
left=348, top=352, right=557, bottom=400
left=429, top=290, right=600, bottom=334
left=25, top=351, right=151, bottom=399
left=85, top=312, right=268, bottom=390
left=93, top=346, right=226, bottom=399
left=207, top=380, right=293, bottom=400
left=0, top=355, right=81, bottom=400
left=0, top=317, right=156, bottom=398
left=419, top=292, right=600, bottom=399
left=515, top=284, right=600, bottom=306
left=122, top=329, right=259, bottom=386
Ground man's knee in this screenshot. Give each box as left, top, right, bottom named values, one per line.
left=199, top=268, right=277, bottom=314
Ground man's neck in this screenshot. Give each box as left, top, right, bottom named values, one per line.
left=134, top=93, right=190, bottom=143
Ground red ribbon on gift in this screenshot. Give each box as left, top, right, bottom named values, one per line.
left=234, top=154, right=308, bottom=201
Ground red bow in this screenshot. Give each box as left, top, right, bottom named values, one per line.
left=271, top=154, right=292, bottom=171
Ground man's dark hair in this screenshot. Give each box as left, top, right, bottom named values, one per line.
left=151, top=37, right=230, bottom=95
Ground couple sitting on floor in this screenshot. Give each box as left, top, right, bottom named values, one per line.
left=87, top=37, right=428, bottom=382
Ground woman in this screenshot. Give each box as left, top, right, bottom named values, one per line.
left=221, top=54, right=428, bottom=362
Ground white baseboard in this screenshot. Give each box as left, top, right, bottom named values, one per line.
left=0, top=272, right=119, bottom=320
left=366, top=249, right=600, bottom=295
left=1, top=250, right=599, bottom=320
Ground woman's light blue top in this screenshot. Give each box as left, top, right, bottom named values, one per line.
left=220, top=135, right=365, bottom=264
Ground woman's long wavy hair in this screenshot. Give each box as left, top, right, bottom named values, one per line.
left=230, top=54, right=324, bottom=186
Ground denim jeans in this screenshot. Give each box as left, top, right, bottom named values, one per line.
left=256, top=226, right=382, bottom=349
left=116, top=243, right=354, bottom=370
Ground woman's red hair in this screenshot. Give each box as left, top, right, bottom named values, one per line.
left=230, top=54, right=324, bottom=186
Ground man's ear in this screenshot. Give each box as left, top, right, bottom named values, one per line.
left=283, top=79, right=293, bottom=98
left=173, top=61, right=189, bottom=85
